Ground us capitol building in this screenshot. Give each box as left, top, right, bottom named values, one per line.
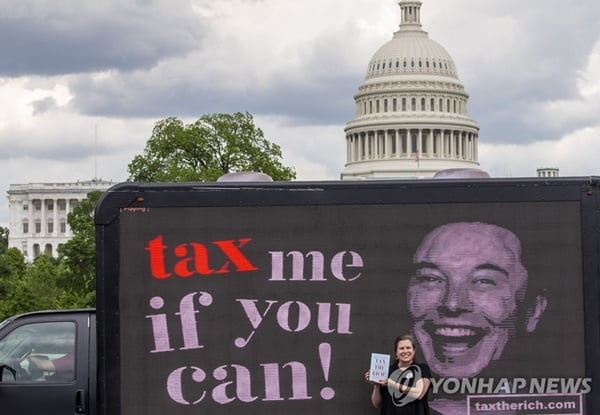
left=7, top=179, right=113, bottom=261
left=341, top=0, right=480, bottom=179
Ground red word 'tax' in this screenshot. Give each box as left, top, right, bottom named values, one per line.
left=145, top=235, right=258, bottom=279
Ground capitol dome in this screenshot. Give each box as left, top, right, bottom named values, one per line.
left=341, top=0, right=480, bottom=179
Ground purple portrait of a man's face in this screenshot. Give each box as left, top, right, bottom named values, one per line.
left=408, top=222, right=547, bottom=378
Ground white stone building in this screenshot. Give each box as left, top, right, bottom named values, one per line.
left=7, top=180, right=114, bottom=261
left=342, top=0, right=480, bottom=179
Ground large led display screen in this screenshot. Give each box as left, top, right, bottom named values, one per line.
left=118, top=201, right=587, bottom=414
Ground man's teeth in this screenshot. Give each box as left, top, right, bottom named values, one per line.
left=435, top=327, right=476, bottom=337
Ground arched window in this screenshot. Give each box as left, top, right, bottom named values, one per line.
left=421, top=98, right=426, bottom=111
left=393, top=98, right=397, bottom=112
left=402, top=98, right=407, bottom=111
left=384, top=99, right=388, bottom=112
left=430, top=98, right=435, bottom=111
left=411, top=98, right=416, bottom=111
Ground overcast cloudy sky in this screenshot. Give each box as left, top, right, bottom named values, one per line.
left=1, top=0, right=600, bottom=227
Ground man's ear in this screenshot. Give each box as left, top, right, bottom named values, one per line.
left=525, top=295, right=548, bottom=332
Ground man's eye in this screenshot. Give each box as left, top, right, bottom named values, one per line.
left=415, top=274, right=443, bottom=284
left=472, top=278, right=497, bottom=287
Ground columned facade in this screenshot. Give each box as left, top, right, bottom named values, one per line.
left=342, top=0, right=479, bottom=179
left=7, top=180, right=114, bottom=261
left=346, top=127, right=478, bottom=162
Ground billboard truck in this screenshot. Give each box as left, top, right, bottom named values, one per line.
left=1, top=177, right=599, bottom=414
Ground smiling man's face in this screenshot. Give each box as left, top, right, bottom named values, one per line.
left=408, top=223, right=528, bottom=378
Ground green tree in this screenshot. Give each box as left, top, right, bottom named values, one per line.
left=0, top=228, right=16, bottom=304
left=0, top=226, right=8, bottom=255
left=0, top=248, right=26, bottom=277
left=0, top=248, right=26, bottom=309
left=127, top=112, right=296, bottom=182
left=56, top=190, right=103, bottom=308
left=0, top=253, right=58, bottom=321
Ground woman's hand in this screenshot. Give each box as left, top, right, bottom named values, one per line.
left=365, top=371, right=390, bottom=387
left=365, top=371, right=386, bottom=385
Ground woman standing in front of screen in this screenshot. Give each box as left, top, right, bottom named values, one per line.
left=366, top=334, right=432, bottom=415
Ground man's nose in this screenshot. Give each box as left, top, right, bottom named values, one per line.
left=438, top=284, right=472, bottom=315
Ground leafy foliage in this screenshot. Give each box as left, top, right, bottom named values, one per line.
left=0, top=255, right=62, bottom=317
left=0, top=252, right=61, bottom=320
left=127, top=112, right=295, bottom=182
left=0, top=226, right=8, bottom=255
left=0, top=228, right=16, bottom=304
left=56, top=191, right=102, bottom=308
